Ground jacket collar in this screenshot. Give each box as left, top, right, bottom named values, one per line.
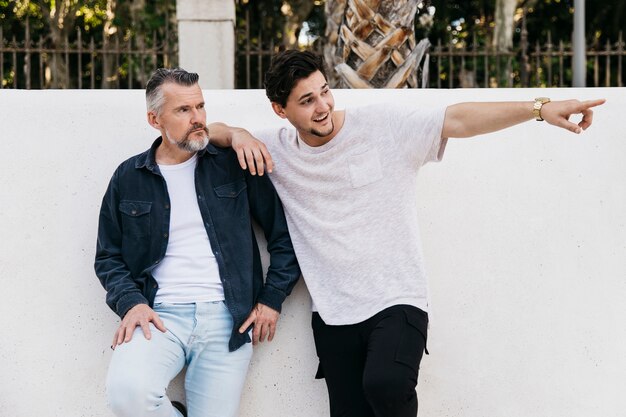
left=135, top=136, right=218, bottom=171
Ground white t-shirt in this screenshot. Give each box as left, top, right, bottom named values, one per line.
left=255, top=104, right=447, bottom=325
left=153, top=154, right=224, bottom=304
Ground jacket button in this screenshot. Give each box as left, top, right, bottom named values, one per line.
left=131, top=210, right=137, bottom=215
left=163, top=233, right=168, bottom=238
left=164, top=204, right=170, bottom=209
left=153, top=284, right=157, bottom=288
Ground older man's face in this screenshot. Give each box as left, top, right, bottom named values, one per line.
left=153, top=82, right=209, bottom=152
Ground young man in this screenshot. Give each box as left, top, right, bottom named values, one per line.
left=209, top=50, right=604, bottom=417
left=94, top=68, right=300, bottom=417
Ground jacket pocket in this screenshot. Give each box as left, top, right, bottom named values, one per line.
left=213, top=179, right=248, bottom=219
left=119, top=200, right=152, bottom=238
left=214, top=179, right=247, bottom=198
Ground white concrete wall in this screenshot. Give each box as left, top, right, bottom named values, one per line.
left=0, top=87, right=624, bottom=417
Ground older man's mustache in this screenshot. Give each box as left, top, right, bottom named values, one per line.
left=185, top=123, right=210, bottom=139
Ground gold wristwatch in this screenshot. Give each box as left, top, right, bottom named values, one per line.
left=533, top=97, right=551, bottom=121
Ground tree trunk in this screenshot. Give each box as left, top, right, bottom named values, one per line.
left=323, top=0, right=346, bottom=87
left=129, top=0, right=147, bottom=86
left=101, top=0, right=118, bottom=88
left=40, top=0, right=77, bottom=88
left=493, top=0, right=517, bottom=52
left=324, top=0, right=430, bottom=88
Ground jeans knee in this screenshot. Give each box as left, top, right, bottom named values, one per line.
left=107, top=373, right=164, bottom=417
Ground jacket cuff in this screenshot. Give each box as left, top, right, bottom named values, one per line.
left=256, top=285, right=287, bottom=313
left=117, top=293, right=149, bottom=318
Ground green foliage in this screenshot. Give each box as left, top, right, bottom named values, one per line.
left=76, top=4, right=108, bottom=32
left=422, top=0, right=626, bottom=48
left=1, top=0, right=176, bottom=88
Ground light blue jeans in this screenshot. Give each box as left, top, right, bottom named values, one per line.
left=106, top=301, right=253, bottom=417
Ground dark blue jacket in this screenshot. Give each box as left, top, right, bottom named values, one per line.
left=94, top=138, right=300, bottom=351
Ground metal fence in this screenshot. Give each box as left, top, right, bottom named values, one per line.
left=3, top=15, right=624, bottom=90
left=0, top=23, right=177, bottom=89
left=234, top=9, right=323, bottom=90
left=235, top=31, right=625, bottom=90
left=430, top=31, right=625, bottom=89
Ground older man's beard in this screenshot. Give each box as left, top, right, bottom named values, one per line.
left=165, top=123, right=210, bottom=153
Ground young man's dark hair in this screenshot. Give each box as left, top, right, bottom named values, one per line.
left=264, top=50, right=327, bottom=107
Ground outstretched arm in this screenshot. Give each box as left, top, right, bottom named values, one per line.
left=208, top=122, right=274, bottom=175
left=442, top=99, right=605, bottom=138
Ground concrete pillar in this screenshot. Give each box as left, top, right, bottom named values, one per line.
left=572, top=0, right=586, bottom=87
left=176, top=0, right=235, bottom=88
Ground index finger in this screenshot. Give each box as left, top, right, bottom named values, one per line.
left=111, top=328, right=120, bottom=348
left=152, top=314, right=167, bottom=333
left=239, top=315, right=254, bottom=334
left=580, top=99, right=606, bottom=109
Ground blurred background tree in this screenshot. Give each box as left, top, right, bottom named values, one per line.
left=1, top=0, right=174, bottom=88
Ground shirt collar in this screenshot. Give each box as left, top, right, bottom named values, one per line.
left=135, top=136, right=218, bottom=171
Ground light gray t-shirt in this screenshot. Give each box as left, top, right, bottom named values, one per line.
left=256, top=104, right=447, bottom=325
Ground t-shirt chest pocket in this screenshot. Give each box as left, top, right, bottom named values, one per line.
left=348, top=149, right=383, bottom=188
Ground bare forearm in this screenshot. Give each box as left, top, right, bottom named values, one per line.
left=207, top=122, right=274, bottom=175
left=443, top=101, right=534, bottom=138
left=208, top=122, right=238, bottom=147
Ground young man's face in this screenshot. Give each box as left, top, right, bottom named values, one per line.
left=148, top=82, right=209, bottom=153
left=272, top=70, right=336, bottom=143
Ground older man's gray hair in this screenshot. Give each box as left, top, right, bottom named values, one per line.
left=145, top=68, right=199, bottom=115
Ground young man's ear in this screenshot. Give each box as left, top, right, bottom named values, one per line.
left=271, top=102, right=287, bottom=119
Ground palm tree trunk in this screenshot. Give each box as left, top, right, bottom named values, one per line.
left=324, top=0, right=429, bottom=88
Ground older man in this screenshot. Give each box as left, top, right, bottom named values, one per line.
left=94, top=68, right=300, bottom=417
